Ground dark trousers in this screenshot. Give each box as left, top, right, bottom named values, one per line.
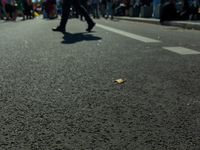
left=92, top=3, right=98, bottom=18
left=60, top=0, right=93, bottom=29
left=180, top=7, right=199, bottom=20
left=24, top=3, right=31, bottom=18
left=80, top=2, right=87, bottom=20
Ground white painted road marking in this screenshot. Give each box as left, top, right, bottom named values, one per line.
left=96, top=24, right=161, bottom=43
left=162, top=47, right=200, bottom=55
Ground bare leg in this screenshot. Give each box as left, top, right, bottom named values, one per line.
left=20, top=10, right=25, bottom=20
left=11, top=12, right=14, bottom=20
left=12, top=10, right=17, bottom=20
left=6, top=13, right=10, bottom=20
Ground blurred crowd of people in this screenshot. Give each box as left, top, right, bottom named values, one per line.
left=0, top=0, right=36, bottom=20
left=160, top=0, right=200, bottom=22
left=40, top=0, right=120, bottom=20
left=1, top=0, right=199, bottom=21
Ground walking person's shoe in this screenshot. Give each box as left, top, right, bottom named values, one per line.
left=86, top=22, right=95, bottom=32
left=52, top=26, right=65, bottom=32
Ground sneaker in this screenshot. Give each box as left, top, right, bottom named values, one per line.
left=52, top=26, right=65, bottom=32
left=86, top=22, right=95, bottom=32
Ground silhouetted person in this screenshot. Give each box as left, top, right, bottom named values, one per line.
left=0, top=0, right=7, bottom=19
left=80, top=0, right=87, bottom=20
left=52, top=0, right=95, bottom=32
left=160, top=0, right=180, bottom=23
left=180, top=0, right=199, bottom=20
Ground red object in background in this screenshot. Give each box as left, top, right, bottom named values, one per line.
left=33, top=3, right=36, bottom=10
left=46, top=0, right=54, bottom=12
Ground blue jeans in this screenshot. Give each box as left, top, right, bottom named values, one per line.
left=153, top=0, right=160, bottom=17
left=92, top=3, right=98, bottom=18
left=0, top=6, right=7, bottom=18
left=107, top=2, right=113, bottom=18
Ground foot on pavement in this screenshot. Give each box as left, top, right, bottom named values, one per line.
left=86, top=22, right=95, bottom=32
left=52, top=26, right=65, bottom=32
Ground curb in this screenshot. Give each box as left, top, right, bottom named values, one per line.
left=114, top=16, right=200, bottom=30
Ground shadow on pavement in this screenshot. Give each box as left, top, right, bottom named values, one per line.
left=61, top=32, right=102, bottom=44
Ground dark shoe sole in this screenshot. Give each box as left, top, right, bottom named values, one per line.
left=86, top=23, right=95, bottom=32
left=52, top=27, right=65, bottom=32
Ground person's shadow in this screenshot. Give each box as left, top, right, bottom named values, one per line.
left=61, top=32, right=102, bottom=44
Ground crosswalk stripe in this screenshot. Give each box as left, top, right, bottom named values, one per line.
left=96, top=24, right=161, bottom=43
left=162, top=47, right=200, bottom=55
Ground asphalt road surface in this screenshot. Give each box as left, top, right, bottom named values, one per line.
left=0, top=16, right=200, bottom=150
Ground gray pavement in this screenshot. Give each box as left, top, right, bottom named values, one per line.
left=114, top=16, right=200, bottom=30
left=0, top=16, right=200, bottom=149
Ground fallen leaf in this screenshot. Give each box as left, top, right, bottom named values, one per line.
left=113, top=78, right=126, bottom=83
left=146, top=47, right=150, bottom=49
left=187, top=104, right=189, bottom=106
left=157, top=36, right=161, bottom=39
left=98, top=40, right=102, bottom=42
left=58, top=89, right=61, bottom=91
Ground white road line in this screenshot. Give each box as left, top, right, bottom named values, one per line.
left=96, top=24, right=161, bottom=43
left=162, top=47, right=200, bottom=55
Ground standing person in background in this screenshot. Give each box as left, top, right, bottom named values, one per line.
left=23, top=0, right=31, bottom=19
left=5, top=0, right=15, bottom=20
left=41, top=0, right=48, bottom=18
left=46, top=0, right=54, bottom=18
left=52, top=0, right=95, bottom=32
left=134, top=0, right=142, bottom=8
left=52, top=0, right=58, bottom=18
left=160, top=0, right=180, bottom=23
left=87, top=0, right=92, bottom=14
left=0, top=0, right=7, bottom=19
left=123, top=0, right=130, bottom=16
left=180, top=0, right=199, bottom=20
left=106, top=0, right=113, bottom=19
left=111, top=0, right=117, bottom=17
left=80, top=0, right=87, bottom=20
left=13, top=0, right=25, bottom=20
left=92, top=0, right=99, bottom=18
left=153, top=0, right=160, bottom=18
left=101, top=0, right=106, bottom=17
left=29, top=0, right=34, bottom=18
left=56, top=0, right=62, bottom=15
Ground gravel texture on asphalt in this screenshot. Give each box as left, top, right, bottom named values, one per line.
left=0, top=17, right=200, bottom=150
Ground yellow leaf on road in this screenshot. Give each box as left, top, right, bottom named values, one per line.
left=113, top=78, right=126, bottom=83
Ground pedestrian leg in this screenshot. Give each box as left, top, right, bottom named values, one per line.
left=95, top=4, right=98, bottom=18
left=73, top=0, right=95, bottom=31
left=59, top=0, right=72, bottom=29
left=106, top=3, right=111, bottom=19
left=92, top=3, right=96, bottom=18
left=0, top=6, right=7, bottom=18
left=101, top=4, right=105, bottom=17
